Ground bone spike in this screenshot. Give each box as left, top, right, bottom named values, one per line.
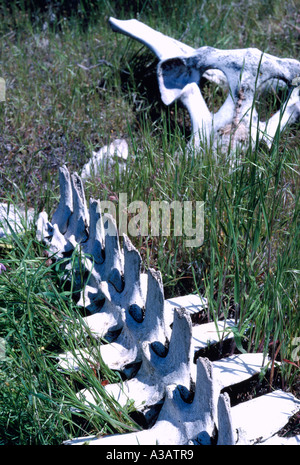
left=109, top=17, right=231, bottom=93
left=52, top=165, right=73, bottom=234
left=99, top=268, right=168, bottom=374
left=109, top=17, right=195, bottom=60
left=192, top=357, right=215, bottom=425
left=149, top=358, right=216, bottom=445
left=161, top=307, right=192, bottom=370
left=64, top=173, right=89, bottom=245
left=136, top=268, right=168, bottom=341
left=82, top=199, right=105, bottom=264
left=217, top=392, right=235, bottom=445
left=109, top=17, right=230, bottom=93
left=76, top=309, right=194, bottom=429
left=102, top=213, right=124, bottom=292
left=139, top=308, right=192, bottom=383
left=122, top=234, right=142, bottom=291
left=49, top=223, right=69, bottom=255
left=144, top=268, right=164, bottom=319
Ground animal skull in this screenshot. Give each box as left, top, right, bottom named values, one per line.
left=109, top=17, right=300, bottom=154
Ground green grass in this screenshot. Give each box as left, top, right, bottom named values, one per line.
left=0, top=230, right=140, bottom=444
left=0, top=0, right=299, bottom=444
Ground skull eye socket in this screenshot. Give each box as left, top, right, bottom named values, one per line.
left=255, top=78, right=289, bottom=122
left=199, top=69, right=229, bottom=114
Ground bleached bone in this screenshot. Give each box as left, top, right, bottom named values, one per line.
left=35, top=210, right=52, bottom=243
left=58, top=288, right=230, bottom=377
left=216, top=392, right=236, bottom=445
left=109, top=17, right=300, bottom=153
left=39, top=167, right=209, bottom=378
left=51, top=165, right=73, bottom=235
left=57, top=212, right=125, bottom=325
left=211, top=353, right=271, bottom=392
left=99, top=267, right=169, bottom=375
left=36, top=167, right=299, bottom=446
left=76, top=233, right=147, bottom=340
left=230, top=389, right=300, bottom=445
left=80, top=198, right=105, bottom=265
left=81, top=139, right=128, bottom=180
left=65, top=357, right=221, bottom=445
left=84, top=291, right=207, bottom=341
left=75, top=213, right=124, bottom=304
left=66, top=356, right=296, bottom=446
left=36, top=165, right=71, bottom=244
left=58, top=266, right=168, bottom=378
left=65, top=172, right=89, bottom=244
left=0, top=202, right=34, bottom=238
left=191, top=318, right=235, bottom=354
left=37, top=168, right=126, bottom=323
left=164, top=293, right=207, bottom=327
left=77, top=334, right=270, bottom=428
left=59, top=303, right=232, bottom=376
left=37, top=166, right=126, bottom=290
left=109, top=17, right=225, bottom=87
left=36, top=167, right=208, bottom=335
left=36, top=166, right=88, bottom=255
left=77, top=308, right=192, bottom=424
left=57, top=237, right=148, bottom=372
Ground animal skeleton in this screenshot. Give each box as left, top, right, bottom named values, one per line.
left=109, top=17, right=300, bottom=154
left=36, top=167, right=300, bottom=445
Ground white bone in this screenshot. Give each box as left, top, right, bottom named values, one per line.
left=79, top=233, right=147, bottom=337
left=101, top=267, right=169, bottom=370
left=64, top=172, right=89, bottom=244
left=81, top=139, right=128, bottom=179
left=108, top=17, right=226, bottom=88
left=59, top=267, right=168, bottom=375
left=64, top=357, right=219, bottom=445
left=109, top=17, right=195, bottom=60
left=51, top=165, right=73, bottom=234
left=216, top=392, right=236, bottom=445
left=0, top=202, right=34, bottom=238
left=109, top=17, right=300, bottom=153
left=191, top=318, right=235, bottom=352
left=81, top=199, right=105, bottom=264
left=212, top=353, right=270, bottom=391
left=158, top=47, right=300, bottom=152
left=35, top=210, right=52, bottom=242
left=77, top=308, right=192, bottom=422
left=37, top=167, right=299, bottom=446
left=230, top=390, right=300, bottom=444
left=57, top=289, right=209, bottom=376
left=76, top=351, right=270, bottom=426
left=85, top=292, right=207, bottom=339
